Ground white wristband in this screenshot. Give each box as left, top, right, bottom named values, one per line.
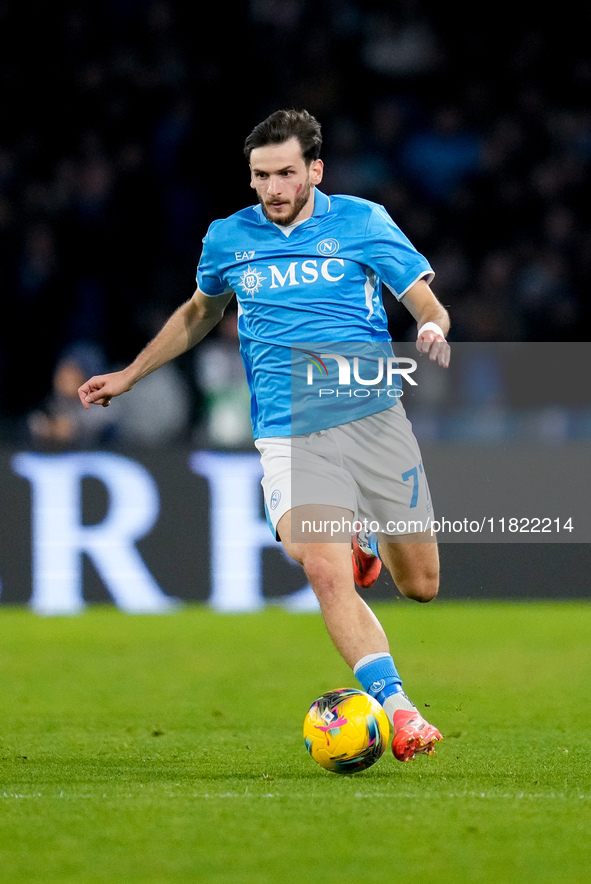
left=418, top=321, right=444, bottom=338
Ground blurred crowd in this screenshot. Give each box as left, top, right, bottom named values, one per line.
left=0, top=1, right=589, bottom=447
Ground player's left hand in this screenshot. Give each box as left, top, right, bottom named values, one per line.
left=416, top=332, right=450, bottom=368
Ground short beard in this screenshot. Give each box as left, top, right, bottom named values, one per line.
left=260, top=180, right=312, bottom=226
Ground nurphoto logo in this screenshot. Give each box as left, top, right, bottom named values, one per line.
left=303, top=350, right=417, bottom=399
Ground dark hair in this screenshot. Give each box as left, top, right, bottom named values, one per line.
left=243, top=109, right=322, bottom=164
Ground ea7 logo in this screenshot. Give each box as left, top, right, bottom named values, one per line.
left=235, top=250, right=256, bottom=260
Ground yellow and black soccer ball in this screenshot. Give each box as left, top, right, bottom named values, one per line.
left=303, top=688, right=390, bottom=774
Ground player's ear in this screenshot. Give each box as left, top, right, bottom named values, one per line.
left=310, top=159, right=323, bottom=185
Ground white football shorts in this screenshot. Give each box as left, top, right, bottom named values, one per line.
left=254, top=402, right=434, bottom=540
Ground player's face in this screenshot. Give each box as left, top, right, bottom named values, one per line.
left=249, top=137, right=323, bottom=226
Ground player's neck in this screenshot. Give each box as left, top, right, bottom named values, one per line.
left=295, top=187, right=316, bottom=223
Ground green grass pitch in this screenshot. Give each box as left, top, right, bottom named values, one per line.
left=0, top=600, right=590, bottom=883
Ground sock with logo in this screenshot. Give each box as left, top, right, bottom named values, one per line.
left=366, top=532, right=380, bottom=557
left=357, top=530, right=380, bottom=558
left=353, top=652, right=417, bottom=726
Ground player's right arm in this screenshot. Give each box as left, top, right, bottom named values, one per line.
left=78, top=287, right=234, bottom=408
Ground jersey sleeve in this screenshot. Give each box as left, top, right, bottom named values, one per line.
left=196, top=220, right=232, bottom=296
left=364, top=204, right=434, bottom=299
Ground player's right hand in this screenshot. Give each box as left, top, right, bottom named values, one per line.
left=78, top=370, right=133, bottom=408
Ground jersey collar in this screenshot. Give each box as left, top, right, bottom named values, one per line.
left=253, top=188, right=331, bottom=227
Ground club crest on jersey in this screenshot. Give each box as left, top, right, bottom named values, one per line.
left=238, top=265, right=266, bottom=296
left=316, top=238, right=339, bottom=256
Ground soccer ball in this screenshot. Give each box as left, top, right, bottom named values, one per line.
left=303, top=688, right=390, bottom=774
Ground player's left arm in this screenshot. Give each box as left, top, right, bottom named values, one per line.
left=401, top=277, right=450, bottom=368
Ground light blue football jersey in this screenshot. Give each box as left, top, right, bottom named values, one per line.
left=196, top=189, right=433, bottom=438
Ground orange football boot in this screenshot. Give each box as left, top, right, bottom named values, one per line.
left=392, top=709, right=443, bottom=762
left=351, top=532, right=382, bottom=588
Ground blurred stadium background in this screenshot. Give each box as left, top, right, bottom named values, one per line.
left=0, top=1, right=589, bottom=609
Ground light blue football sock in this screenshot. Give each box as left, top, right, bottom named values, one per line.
left=353, top=652, right=403, bottom=706
left=357, top=530, right=380, bottom=558
left=367, top=532, right=379, bottom=557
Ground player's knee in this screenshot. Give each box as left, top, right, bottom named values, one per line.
left=399, top=571, right=439, bottom=603
left=299, top=549, right=345, bottom=603
left=301, top=553, right=335, bottom=594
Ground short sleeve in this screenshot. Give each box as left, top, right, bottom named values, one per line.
left=196, top=221, right=230, bottom=296
left=364, top=204, right=434, bottom=299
